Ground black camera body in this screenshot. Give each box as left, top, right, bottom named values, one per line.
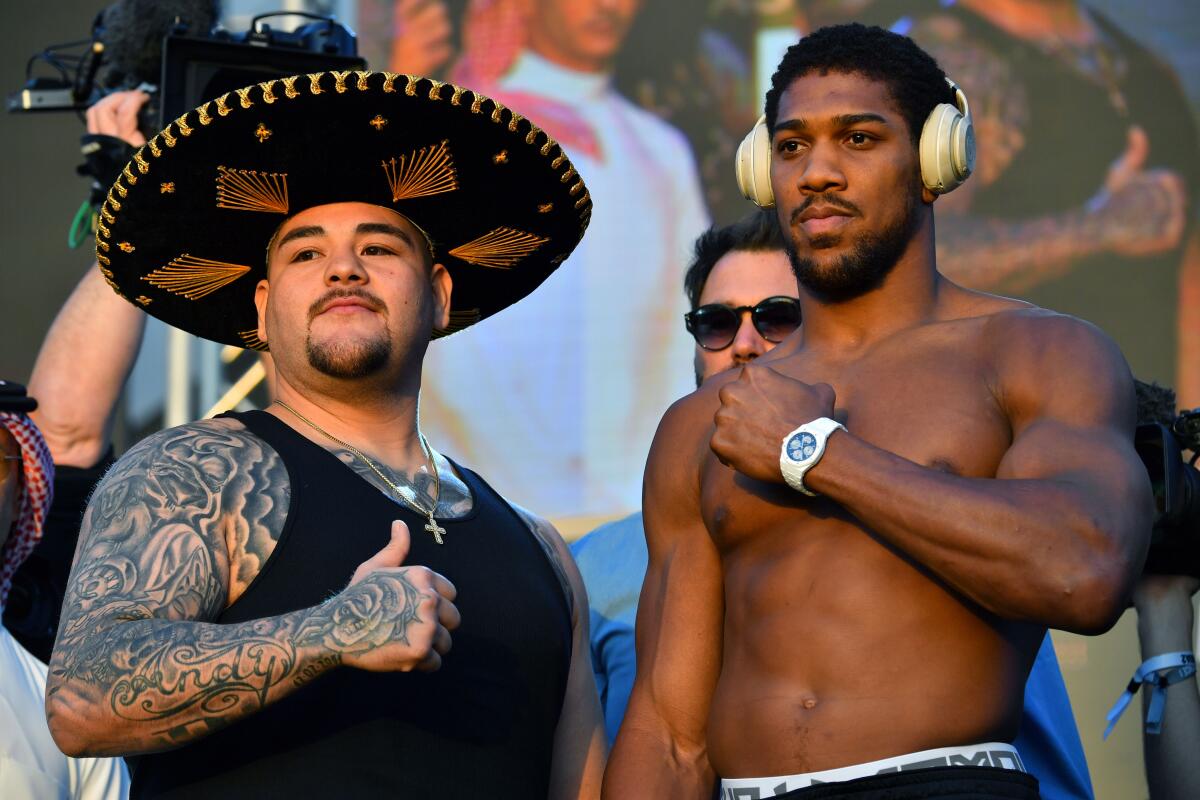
left=1135, top=409, right=1200, bottom=576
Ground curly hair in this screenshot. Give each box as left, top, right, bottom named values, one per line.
left=684, top=208, right=786, bottom=310
left=764, top=23, right=955, bottom=144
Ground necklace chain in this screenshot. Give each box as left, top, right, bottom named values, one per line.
left=273, top=399, right=446, bottom=544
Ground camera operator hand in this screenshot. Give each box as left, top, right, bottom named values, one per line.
left=85, top=89, right=149, bottom=148
left=1132, top=572, right=1200, bottom=800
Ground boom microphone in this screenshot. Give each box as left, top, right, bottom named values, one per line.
left=97, top=0, right=221, bottom=89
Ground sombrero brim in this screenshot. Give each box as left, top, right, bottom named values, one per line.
left=95, top=70, right=593, bottom=350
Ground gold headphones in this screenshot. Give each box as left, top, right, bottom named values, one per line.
left=735, top=77, right=976, bottom=208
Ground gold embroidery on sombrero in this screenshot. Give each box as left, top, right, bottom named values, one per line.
left=254, top=123, right=272, bottom=143
left=197, top=103, right=213, bottom=126
left=450, top=86, right=466, bottom=106
left=118, top=242, right=135, bottom=253
left=134, top=149, right=150, bottom=173
left=97, top=222, right=111, bottom=239
left=160, top=182, right=175, bottom=194
left=551, top=154, right=566, bottom=169
left=381, top=140, right=458, bottom=202
left=216, top=166, right=289, bottom=214
left=539, top=138, right=557, bottom=158
left=259, top=80, right=278, bottom=104
left=428, top=80, right=446, bottom=101
left=549, top=253, right=569, bottom=266
left=143, top=255, right=252, bottom=300
left=448, top=227, right=549, bottom=269
left=307, top=73, right=324, bottom=95
left=332, top=71, right=352, bottom=93
left=355, top=71, right=371, bottom=91
left=148, top=139, right=162, bottom=157
left=175, top=114, right=193, bottom=136
left=135, top=295, right=152, bottom=306
left=106, top=191, right=122, bottom=212
left=507, top=112, right=524, bottom=133
left=432, top=308, right=481, bottom=339
left=236, top=87, right=255, bottom=109
left=370, top=115, right=388, bottom=131
left=538, top=203, right=553, bottom=213
left=162, top=128, right=178, bottom=148
left=559, top=166, right=577, bottom=185
left=575, top=191, right=591, bottom=210
left=113, top=180, right=128, bottom=198
left=238, top=329, right=268, bottom=351
left=122, top=164, right=138, bottom=185
left=490, top=104, right=505, bottom=124
left=281, top=75, right=300, bottom=99
left=403, top=75, right=420, bottom=96
left=97, top=239, right=110, bottom=252
left=569, top=180, right=584, bottom=197
left=100, top=206, right=116, bottom=224
left=215, top=93, right=232, bottom=116
left=470, top=94, right=483, bottom=114
left=381, top=72, right=400, bottom=93
left=493, top=150, right=508, bottom=164
left=525, top=126, right=541, bottom=145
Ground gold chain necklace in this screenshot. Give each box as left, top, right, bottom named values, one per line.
left=273, top=399, right=446, bottom=544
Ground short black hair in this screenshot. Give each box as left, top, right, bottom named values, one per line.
left=764, top=23, right=954, bottom=143
left=684, top=209, right=786, bottom=310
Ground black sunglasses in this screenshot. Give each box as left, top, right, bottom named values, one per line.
left=684, top=296, right=801, bottom=351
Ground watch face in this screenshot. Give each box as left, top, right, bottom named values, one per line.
left=787, top=431, right=818, bottom=462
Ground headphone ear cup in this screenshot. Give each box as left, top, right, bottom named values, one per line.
left=735, top=115, right=775, bottom=208
left=919, top=99, right=976, bottom=195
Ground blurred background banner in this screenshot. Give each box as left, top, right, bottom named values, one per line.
left=356, top=0, right=1200, bottom=527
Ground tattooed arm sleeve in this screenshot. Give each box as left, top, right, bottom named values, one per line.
left=44, top=418, right=432, bottom=757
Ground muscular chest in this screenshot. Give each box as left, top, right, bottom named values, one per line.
left=701, top=333, right=1012, bottom=546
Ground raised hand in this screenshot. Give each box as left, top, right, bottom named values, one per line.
left=298, top=520, right=460, bottom=673
left=711, top=363, right=836, bottom=483
left=1088, top=126, right=1187, bottom=258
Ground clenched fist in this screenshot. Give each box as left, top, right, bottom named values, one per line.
left=711, top=363, right=836, bottom=483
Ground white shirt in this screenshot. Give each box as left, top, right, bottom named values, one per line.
left=421, top=50, right=711, bottom=517
left=0, top=626, right=129, bottom=799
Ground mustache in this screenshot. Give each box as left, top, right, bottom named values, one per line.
left=790, top=193, right=861, bottom=224
left=308, top=288, right=386, bottom=321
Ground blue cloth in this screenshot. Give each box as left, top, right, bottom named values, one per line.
left=572, top=512, right=1095, bottom=800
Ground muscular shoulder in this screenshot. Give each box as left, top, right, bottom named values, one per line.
left=982, top=307, right=1135, bottom=429
left=510, top=504, right=584, bottom=627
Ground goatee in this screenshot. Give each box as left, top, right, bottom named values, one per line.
left=306, top=336, right=392, bottom=379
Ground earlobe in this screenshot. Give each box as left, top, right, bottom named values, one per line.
left=253, top=280, right=270, bottom=346
left=432, top=263, right=453, bottom=330
left=922, top=186, right=938, bottom=205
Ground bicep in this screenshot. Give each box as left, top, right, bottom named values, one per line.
left=994, top=314, right=1152, bottom=532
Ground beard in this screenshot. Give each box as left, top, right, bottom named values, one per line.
left=305, top=334, right=392, bottom=379
left=786, top=194, right=919, bottom=304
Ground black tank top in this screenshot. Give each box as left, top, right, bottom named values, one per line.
left=127, top=410, right=572, bottom=798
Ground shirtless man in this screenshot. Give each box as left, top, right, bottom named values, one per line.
left=604, top=24, right=1151, bottom=799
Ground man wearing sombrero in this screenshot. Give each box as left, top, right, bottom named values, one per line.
left=44, top=71, right=605, bottom=798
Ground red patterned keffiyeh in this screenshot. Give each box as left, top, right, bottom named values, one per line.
left=0, top=412, right=54, bottom=613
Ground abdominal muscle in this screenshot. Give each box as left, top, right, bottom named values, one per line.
left=703, top=518, right=1033, bottom=779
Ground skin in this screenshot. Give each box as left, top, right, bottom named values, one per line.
left=692, top=249, right=798, bottom=386
left=526, top=0, right=643, bottom=73
left=45, top=202, right=605, bottom=798
left=1132, top=574, right=1200, bottom=800
left=604, top=71, right=1152, bottom=796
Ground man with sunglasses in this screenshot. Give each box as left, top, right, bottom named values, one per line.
left=576, top=208, right=1094, bottom=797
left=604, top=25, right=1151, bottom=799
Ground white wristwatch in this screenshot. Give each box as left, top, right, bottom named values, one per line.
left=779, top=417, right=845, bottom=496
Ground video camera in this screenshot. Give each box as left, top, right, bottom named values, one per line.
left=8, top=0, right=365, bottom=244
left=1134, top=381, right=1200, bottom=577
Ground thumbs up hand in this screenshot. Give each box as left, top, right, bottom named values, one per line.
left=298, top=521, right=460, bottom=673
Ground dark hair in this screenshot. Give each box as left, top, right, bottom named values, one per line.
left=684, top=209, right=786, bottom=310
left=763, top=23, right=954, bottom=143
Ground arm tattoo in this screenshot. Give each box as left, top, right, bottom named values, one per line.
left=512, top=505, right=577, bottom=623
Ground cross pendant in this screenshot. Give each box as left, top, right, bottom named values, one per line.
left=425, top=517, right=446, bottom=545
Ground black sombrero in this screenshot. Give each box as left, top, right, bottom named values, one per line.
left=95, top=70, right=593, bottom=350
